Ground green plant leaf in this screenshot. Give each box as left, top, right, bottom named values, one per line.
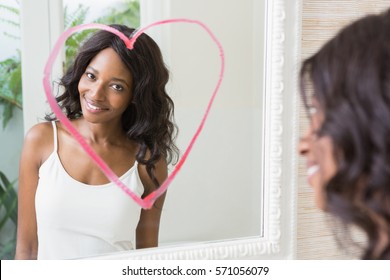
left=0, top=171, right=17, bottom=260
left=0, top=18, right=19, bottom=28
left=0, top=4, right=19, bottom=16
left=0, top=2, right=21, bottom=129
left=1, top=102, right=14, bottom=129
left=96, top=0, right=140, bottom=27
left=0, top=171, right=11, bottom=190
left=8, top=63, right=22, bottom=98
left=0, top=171, right=18, bottom=226
left=0, top=53, right=22, bottom=128
left=0, top=204, right=17, bottom=228
left=0, top=239, right=16, bottom=259
left=64, top=4, right=89, bottom=29
left=0, top=58, right=17, bottom=69
left=0, top=89, right=14, bottom=102
left=2, top=31, right=19, bottom=40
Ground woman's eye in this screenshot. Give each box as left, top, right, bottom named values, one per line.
left=111, top=84, right=124, bottom=91
left=86, top=72, right=95, bottom=80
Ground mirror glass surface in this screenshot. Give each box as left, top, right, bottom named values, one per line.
left=62, top=0, right=265, bottom=251
left=140, top=0, right=265, bottom=246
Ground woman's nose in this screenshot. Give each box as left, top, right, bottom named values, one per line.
left=90, top=82, right=105, bottom=100
left=298, top=136, right=309, bottom=156
left=298, top=126, right=313, bottom=156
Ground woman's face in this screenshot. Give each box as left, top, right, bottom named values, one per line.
left=298, top=97, right=338, bottom=210
left=78, top=47, right=133, bottom=125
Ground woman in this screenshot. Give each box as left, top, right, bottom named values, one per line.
left=15, top=24, right=178, bottom=259
left=299, top=8, right=390, bottom=259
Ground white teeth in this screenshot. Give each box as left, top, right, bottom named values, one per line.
left=86, top=101, right=105, bottom=111
left=307, top=165, right=319, bottom=177
left=89, top=103, right=100, bottom=110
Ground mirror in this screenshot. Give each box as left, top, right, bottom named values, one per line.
left=141, top=0, right=265, bottom=246
left=18, top=0, right=300, bottom=259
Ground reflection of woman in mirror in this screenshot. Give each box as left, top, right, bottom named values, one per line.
left=15, top=25, right=179, bottom=259
left=299, top=8, right=390, bottom=259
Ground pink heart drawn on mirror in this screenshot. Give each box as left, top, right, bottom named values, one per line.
left=43, top=19, right=225, bottom=209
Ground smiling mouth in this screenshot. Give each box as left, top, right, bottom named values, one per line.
left=307, top=165, right=319, bottom=177
left=84, top=98, right=109, bottom=112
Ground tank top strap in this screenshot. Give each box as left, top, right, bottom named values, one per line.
left=51, top=121, right=58, bottom=152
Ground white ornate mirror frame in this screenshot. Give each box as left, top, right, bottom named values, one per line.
left=20, top=0, right=301, bottom=260
left=88, top=0, right=302, bottom=260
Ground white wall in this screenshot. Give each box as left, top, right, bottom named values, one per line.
left=20, top=0, right=63, bottom=134
left=141, top=0, right=266, bottom=245
left=297, top=0, right=389, bottom=260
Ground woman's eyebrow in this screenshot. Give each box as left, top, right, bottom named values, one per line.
left=86, top=66, right=98, bottom=73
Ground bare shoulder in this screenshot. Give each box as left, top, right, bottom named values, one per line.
left=22, top=122, right=54, bottom=166
left=24, top=122, right=54, bottom=148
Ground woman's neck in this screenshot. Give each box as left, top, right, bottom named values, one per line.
left=72, top=117, right=127, bottom=145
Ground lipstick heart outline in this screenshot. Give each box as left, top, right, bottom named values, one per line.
left=43, top=19, right=225, bottom=209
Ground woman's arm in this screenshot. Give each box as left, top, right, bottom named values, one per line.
left=136, top=157, right=168, bottom=249
left=14, top=124, right=51, bottom=259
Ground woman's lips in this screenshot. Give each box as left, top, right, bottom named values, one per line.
left=307, top=165, right=319, bottom=177
left=84, top=98, right=109, bottom=112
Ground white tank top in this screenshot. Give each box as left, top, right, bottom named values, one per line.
left=35, top=121, right=144, bottom=259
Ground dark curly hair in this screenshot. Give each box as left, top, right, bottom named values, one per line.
left=46, top=24, right=179, bottom=188
left=300, top=8, right=390, bottom=259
